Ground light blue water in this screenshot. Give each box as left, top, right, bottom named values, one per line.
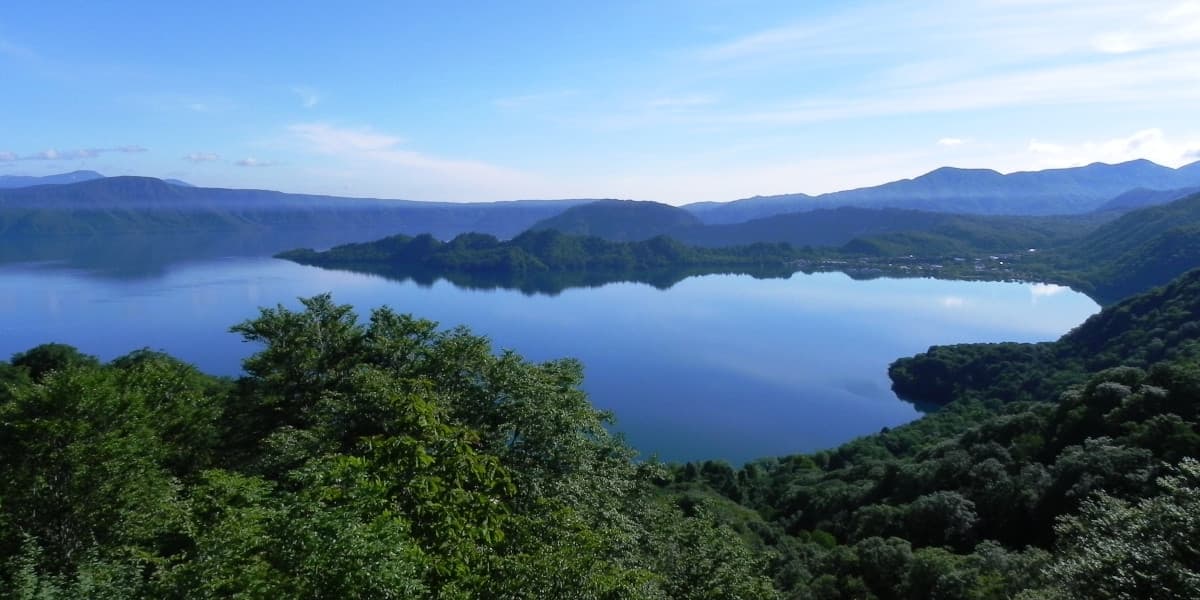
left=0, top=257, right=1098, bottom=463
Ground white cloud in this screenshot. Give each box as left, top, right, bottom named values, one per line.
left=235, top=157, right=276, bottom=167
left=184, top=152, right=220, bottom=163
left=11, top=146, right=146, bottom=161
left=938, top=137, right=965, bottom=147
left=940, top=296, right=967, bottom=308
left=1026, top=128, right=1200, bottom=168
left=286, top=122, right=547, bottom=201
left=647, top=95, right=718, bottom=109
left=493, top=90, right=579, bottom=110
left=1030, top=283, right=1068, bottom=299
left=291, top=85, right=320, bottom=108
left=289, top=123, right=402, bottom=153
left=1090, top=0, right=1200, bottom=54
left=1028, top=140, right=1065, bottom=154
left=0, top=151, right=16, bottom=161
left=664, top=1, right=1200, bottom=130
left=0, top=36, right=36, bottom=61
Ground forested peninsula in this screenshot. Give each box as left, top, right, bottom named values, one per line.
left=278, top=191, right=1200, bottom=305
left=276, top=229, right=800, bottom=293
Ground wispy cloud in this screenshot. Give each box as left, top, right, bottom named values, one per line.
left=0, top=36, right=37, bottom=61
left=289, top=122, right=515, bottom=177
left=127, top=93, right=235, bottom=114
left=937, top=138, right=965, bottom=147
left=287, top=122, right=546, bottom=200
left=663, top=1, right=1200, bottom=129
left=235, top=157, right=276, bottom=167
left=183, top=152, right=221, bottom=163
left=647, top=95, right=718, bottom=109
left=1028, top=140, right=1065, bottom=154
left=291, top=85, right=321, bottom=108
left=5, top=146, right=148, bottom=161
left=1024, top=128, right=1200, bottom=168
left=493, top=90, right=578, bottom=110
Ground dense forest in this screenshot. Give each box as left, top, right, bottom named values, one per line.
left=667, top=268, right=1200, bottom=598
left=0, top=297, right=774, bottom=598
left=7, top=177, right=1200, bottom=597
left=3, top=266, right=1200, bottom=597
left=278, top=229, right=799, bottom=274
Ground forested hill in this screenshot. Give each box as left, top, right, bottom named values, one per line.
left=677, top=207, right=1103, bottom=251
left=528, top=201, right=1109, bottom=251
left=890, top=266, right=1200, bottom=406
left=1032, top=191, right=1200, bottom=302
left=527, top=199, right=702, bottom=241
left=278, top=228, right=799, bottom=273
left=668, top=266, right=1200, bottom=599
left=0, top=176, right=589, bottom=239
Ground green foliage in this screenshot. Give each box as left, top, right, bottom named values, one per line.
left=530, top=199, right=702, bottom=242
left=1032, top=459, right=1200, bottom=599
left=278, top=229, right=799, bottom=280
left=890, top=267, right=1200, bottom=407
left=10, top=343, right=100, bottom=382
left=0, top=295, right=777, bottom=598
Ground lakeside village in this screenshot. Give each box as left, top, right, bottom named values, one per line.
left=791, top=249, right=1044, bottom=283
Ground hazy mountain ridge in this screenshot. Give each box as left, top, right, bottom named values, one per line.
left=686, top=159, right=1200, bottom=223
left=0, top=170, right=105, bottom=188
left=530, top=200, right=1110, bottom=251
left=0, top=176, right=592, bottom=239
left=1094, top=185, right=1200, bottom=213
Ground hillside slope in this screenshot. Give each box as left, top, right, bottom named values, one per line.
left=528, top=199, right=701, bottom=241
left=890, top=266, right=1200, bottom=406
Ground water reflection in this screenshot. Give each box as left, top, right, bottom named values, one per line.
left=0, top=238, right=1102, bottom=463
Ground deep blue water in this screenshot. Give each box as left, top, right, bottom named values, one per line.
left=0, top=255, right=1099, bottom=463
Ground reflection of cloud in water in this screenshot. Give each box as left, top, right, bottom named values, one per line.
left=46, top=290, right=61, bottom=316
left=940, top=296, right=966, bottom=308
left=1030, top=283, right=1067, bottom=302
left=841, top=378, right=885, bottom=400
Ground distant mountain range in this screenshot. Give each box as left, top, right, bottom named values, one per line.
left=4, top=160, right=1200, bottom=248
left=0, top=176, right=589, bottom=239
left=0, top=170, right=105, bottom=188
left=525, top=199, right=1109, bottom=250
left=684, top=159, right=1200, bottom=222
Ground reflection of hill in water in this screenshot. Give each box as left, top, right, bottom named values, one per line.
left=0, top=229, right=408, bottom=280
left=0, top=231, right=797, bottom=293
left=307, top=261, right=797, bottom=296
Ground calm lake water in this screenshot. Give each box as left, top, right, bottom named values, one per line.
left=0, top=251, right=1099, bottom=463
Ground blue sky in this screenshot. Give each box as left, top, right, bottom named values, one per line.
left=2, top=0, right=1199, bottom=203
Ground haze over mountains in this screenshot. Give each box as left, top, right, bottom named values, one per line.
left=3, top=159, right=1200, bottom=250
left=686, top=159, right=1200, bottom=223
left=0, top=170, right=106, bottom=188
left=0, top=176, right=588, bottom=240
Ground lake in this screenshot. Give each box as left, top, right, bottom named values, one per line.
left=0, top=243, right=1099, bottom=463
